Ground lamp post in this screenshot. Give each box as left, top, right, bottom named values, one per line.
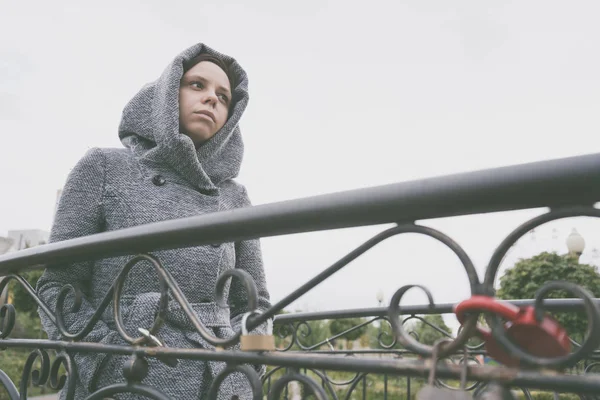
left=566, top=228, right=585, bottom=261
left=375, top=289, right=384, bottom=334
left=376, top=289, right=384, bottom=307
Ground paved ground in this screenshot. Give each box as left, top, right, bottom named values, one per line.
left=28, top=395, right=58, bottom=400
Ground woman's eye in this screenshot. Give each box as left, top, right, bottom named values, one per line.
left=218, top=94, right=229, bottom=104
left=191, top=81, right=203, bottom=89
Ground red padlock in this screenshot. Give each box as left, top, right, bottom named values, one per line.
left=454, top=296, right=571, bottom=367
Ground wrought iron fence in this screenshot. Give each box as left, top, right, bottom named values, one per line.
left=2, top=152, right=600, bottom=399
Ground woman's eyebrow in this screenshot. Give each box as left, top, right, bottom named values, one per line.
left=185, top=74, right=206, bottom=82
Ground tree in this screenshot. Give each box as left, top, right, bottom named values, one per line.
left=367, top=319, right=401, bottom=350
left=272, top=310, right=332, bottom=350
left=298, top=319, right=331, bottom=348
left=329, top=318, right=368, bottom=348
left=10, top=270, right=44, bottom=318
left=410, top=314, right=452, bottom=346
left=497, top=252, right=600, bottom=342
left=366, top=315, right=453, bottom=350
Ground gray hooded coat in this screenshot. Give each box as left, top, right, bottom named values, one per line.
left=36, top=43, right=271, bottom=399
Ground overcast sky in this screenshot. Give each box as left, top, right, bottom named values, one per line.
left=1, top=1, right=599, bottom=327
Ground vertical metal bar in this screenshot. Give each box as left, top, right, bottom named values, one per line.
left=384, top=373, right=388, bottom=400
left=363, top=374, right=367, bottom=399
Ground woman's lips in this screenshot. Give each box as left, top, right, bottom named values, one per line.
left=193, top=110, right=215, bottom=122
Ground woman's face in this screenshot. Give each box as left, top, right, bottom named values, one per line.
left=179, top=61, right=232, bottom=147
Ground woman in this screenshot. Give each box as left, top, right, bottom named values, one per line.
left=36, top=43, right=271, bottom=399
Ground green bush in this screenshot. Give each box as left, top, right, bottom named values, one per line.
left=1, top=272, right=56, bottom=400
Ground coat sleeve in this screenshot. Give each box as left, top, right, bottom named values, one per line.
left=36, top=148, right=120, bottom=392
left=229, top=187, right=272, bottom=336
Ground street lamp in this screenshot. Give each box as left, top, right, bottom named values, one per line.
left=566, top=228, right=585, bottom=260
left=376, top=289, right=384, bottom=307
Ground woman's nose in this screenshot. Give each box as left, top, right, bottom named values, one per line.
left=202, top=92, right=218, bottom=106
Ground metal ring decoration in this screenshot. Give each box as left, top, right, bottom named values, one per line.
left=319, top=355, right=361, bottom=387
left=436, top=352, right=482, bottom=392
left=49, top=353, right=76, bottom=399
left=294, top=321, right=317, bottom=350
left=0, top=303, right=15, bottom=339
left=299, top=368, right=340, bottom=399
left=344, top=372, right=384, bottom=400
left=215, top=268, right=259, bottom=311
left=387, top=223, right=481, bottom=358
left=273, top=321, right=295, bottom=352
left=535, top=282, right=600, bottom=362
left=486, top=281, right=600, bottom=369
left=246, top=223, right=478, bottom=334
left=0, top=274, right=57, bottom=325
left=584, top=362, right=600, bottom=373
left=55, top=283, right=89, bottom=339
left=55, top=282, right=116, bottom=341
left=297, top=317, right=373, bottom=352
left=389, top=285, right=478, bottom=358
left=401, top=315, right=425, bottom=343
left=0, top=274, right=60, bottom=340
left=483, top=205, right=600, bottom=290
left=83, top=382, right=171, bottom=400
left=375, top=317, right=397, bottom=349
left=292, top=318, right=374, bottom=352
left=147, top=255, right=244, bottom=347
left=0, top=368, right=19, bottom=400
left=19, top=349, right=50, bottom=399
left=206, top=364, right=263, bottom=400
left=408, top=315, right=454, bottom=340
left=266, top=372, right=329, bottom=400
left=261, top=367, right=339, bottom=399
left=482, top=206, right=600, bottom=368
left=322, top=370, right=361, bottom=389
left=261, top=365, right=285, bottom=386
left=113, top=254, right=170, bottom=344
left=456, top=324, right=486, bottom=351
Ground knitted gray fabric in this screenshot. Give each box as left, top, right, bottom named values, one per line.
left=36, top=43, right=271, bottom=400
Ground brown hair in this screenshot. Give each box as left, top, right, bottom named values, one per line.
left=182, top=54, right=237, bottom=92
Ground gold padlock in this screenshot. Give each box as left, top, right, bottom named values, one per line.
left=239, top=311, right=275, bottom=352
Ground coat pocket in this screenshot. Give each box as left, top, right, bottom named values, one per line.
left=93, top=292, right=167, bottom=391
left=123, top=292, right=162, bottom=334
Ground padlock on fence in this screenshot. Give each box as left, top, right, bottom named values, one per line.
left=417, top=339, right=473, bottom=400
left=454, top=295, right=571, bottom=367
left=137, top=327, right=179, bottom=368
left=239, top=311, right=275, bottom=352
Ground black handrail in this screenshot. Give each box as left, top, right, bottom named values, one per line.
left=1, top=152, right=599, bottom=275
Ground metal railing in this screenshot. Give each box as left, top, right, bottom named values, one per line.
left=2, top=152, right=600, bottom=399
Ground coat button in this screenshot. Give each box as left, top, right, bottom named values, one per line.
left=210, top=243, right=221, bottom=248
left=152, top=175, right=166, bottom=186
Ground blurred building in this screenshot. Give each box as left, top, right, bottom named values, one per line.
left=7, top=229, right=49, bottom=250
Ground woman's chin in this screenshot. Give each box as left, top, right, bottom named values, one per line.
left=182, top=130, right=216, bottom=147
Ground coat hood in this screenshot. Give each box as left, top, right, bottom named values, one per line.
left=118, top=43, right=249, bottom=192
